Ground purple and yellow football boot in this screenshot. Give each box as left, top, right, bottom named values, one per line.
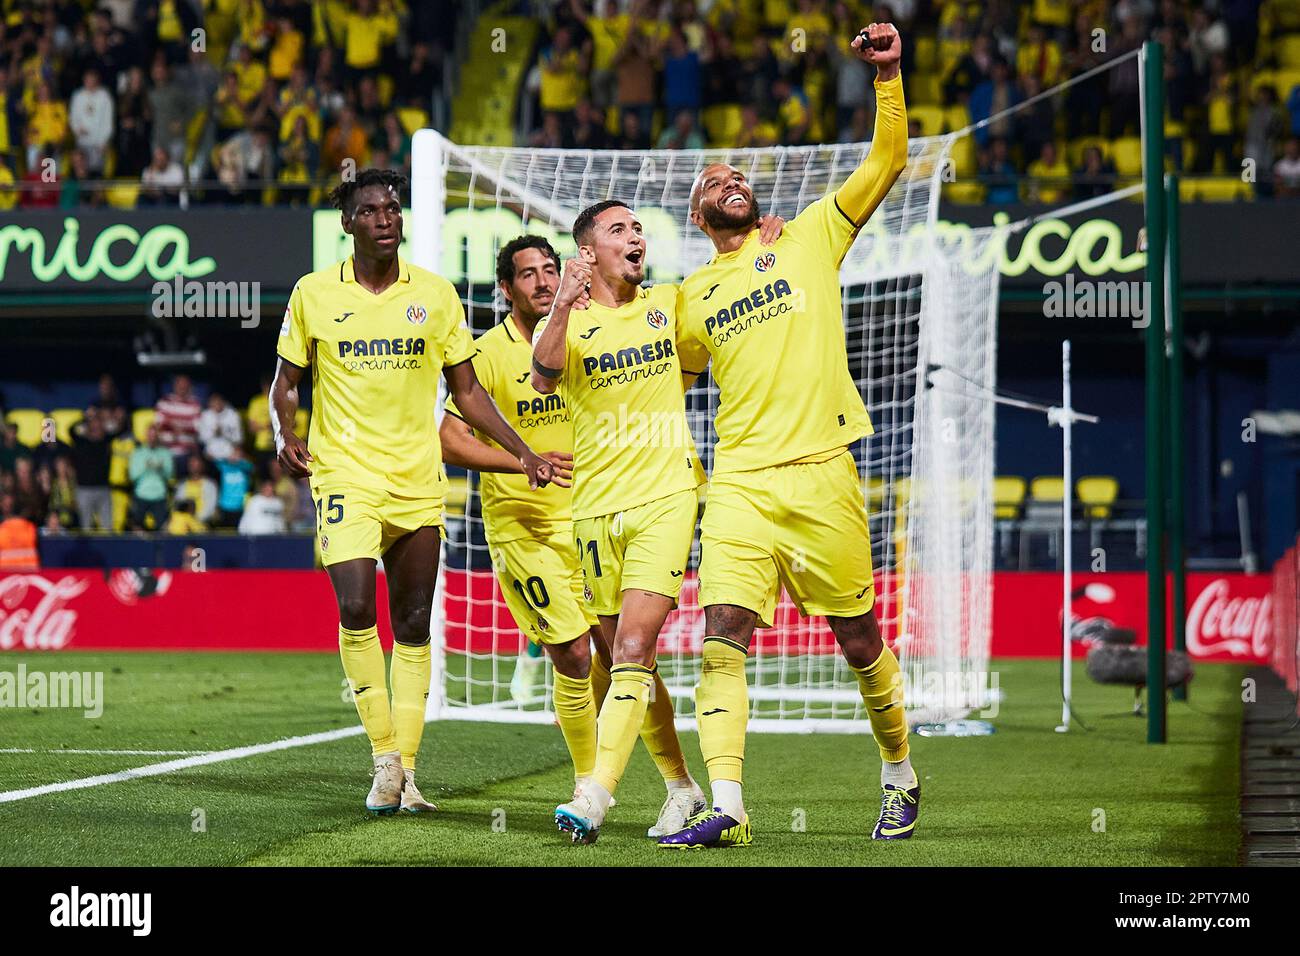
left=656, top=808, right=752, bottom=849
left=871, top=779, right=921, bottom=840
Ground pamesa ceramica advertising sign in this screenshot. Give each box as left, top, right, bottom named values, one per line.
left=0, top=210, right=312, bottom=294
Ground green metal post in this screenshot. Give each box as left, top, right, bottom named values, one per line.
left=1143, top=41, right=1168, bottom=743
left=1166, top=173, right=1187, bottom=702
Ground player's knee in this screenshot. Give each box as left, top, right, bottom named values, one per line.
left=549, top=637, right=591, bottom=679
left=391, top=602, right=432, bottom=644
left=613, top=629, right=657, bottom=665
left=337, top=595, right=376, bottom=629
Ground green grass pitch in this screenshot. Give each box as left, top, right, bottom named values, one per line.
left=0, top=652, right=1243, bottom=866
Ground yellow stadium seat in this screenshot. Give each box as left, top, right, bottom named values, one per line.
left=5, top=409, right=45, bottom=447
left=909, top=105, right=945, bottom=137
left=50, top=408, right=83, bottom=445
left=132, top=408, right=156, bottom=444
left=1277, top=33, right=1300, bottom=68
left=1029, top=476, right=1065, bottom=502
left=109, top=436, right=135, bottom=486
left=1076, top=476, right=1119, bottom=519
left=942, top=104, right=970, bottom=133
left=1183, top=177, right=1253, bottom=201
left=1179, top=177, right=1199, bottom=203
left=396, top=107, right=429, bottom=136
left=1111, top=136, right=1142, bottom=176
left=703, top=104, right=743, bottom=146
left=943, top=181, right=986, bottom=204
left=445, top=475, right=470, bottom=517
left=111, top=490, right=130, bottom=531
left=104, top=184, right=140, bottom=209
left=910, top=73, right=940, bottom=105
left=993, top=476, right=1027, bottom=520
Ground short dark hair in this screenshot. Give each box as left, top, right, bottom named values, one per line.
left=328, top=168, right=408, bottom=218
left=497, top=234, right=560, bottom=285
left=572, top=200, right=629, bottom=247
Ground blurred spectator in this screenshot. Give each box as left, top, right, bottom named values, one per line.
left=27, top=82, right=68, bottom=165
left=1106, top=16, right=1144, bottom=138
left=12, top=458, right=47, bottom=524
left=839, top=104, right=871, bottom=144
left=48, top=457, right=79, bottom=529
left=614, top=3, right=662, bottom=137
left=571, top=99, right=614, bottom=149
left=773, top=77, right=811, bottom=145
left=970, top=59, right=1022, bottom=148
left=268, top=459, right=302, bottom=527
left=0, top=424, right=31, bottom=475
left=197, top=393, right=243, bottom=461
left=68, top=68, right=113, bottom=173
left=396, top=41, right=439, bottom=111
left=343, top=0, right=399, bottom=83
left=1025, top=141, right=1070, bottom=204
left=239, top=479, right=287, bottom=535
left=656, top=109, right=704, bottom=150
left=829, top=8, right=873, bottom=134
left=59, top=149, right=102, bottom=209
left=215, top=125, right=276, bottom=202
left=1016, top=74, right=1056, bottom=164
left=571, top=0, right=623, bottom=111
left=127, top=425, right=173, bottom=531
left=702, top=32, right=743, bottom=111
left=70, top=411, right=112, bottom=531
left=539, top=25, right=586, bottom=124
left=736, top=103, right=778, bottom=148
left=214, top=445, right=254, bottom=527
left=530, top=111, right=567, bottom=149
left=154, top=374, right=202, bottom=466
left=21, top=147, right=60, bottom=209
left=148, top=59, right=191, bottom=162
left=322, top=105, right=368, bottom=176
left=0, top=494, right=39, bottom=572
left=1275, top=138, right=1300, bottom=198
left=981, top=138, right=1019, bottom=204
left=0, top=156, right=17, bottom=212
left=139, top=147, right=186, bottom=206
left=167, top=497, right=206, bottom=535
left=945, top=33, right=995, bottom=106
left=1245, top=86, right=1285, bottom=189
left=662, top=28, right=701, bottom=121
left=1201, top=57, right=1236, bottom=173
left=246, top=375, right=275, bottom=458
left=1073, top=145, right=1116, bottom=200
left=90, top=374, right=128, bottom=438
left=175, top=453, right=218, bottom=525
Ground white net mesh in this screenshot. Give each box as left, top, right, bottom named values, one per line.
left=412, top=130, right=1000, bottom=731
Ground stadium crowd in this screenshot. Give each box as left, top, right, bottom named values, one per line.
left=0, top=0, right=458, bottom=208
left=0, top=375, right=315, bottom=569
left=522, top=0, right=1300, bottom=198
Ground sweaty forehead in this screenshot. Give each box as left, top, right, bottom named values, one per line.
left=595, top=206, right=638, bottom=231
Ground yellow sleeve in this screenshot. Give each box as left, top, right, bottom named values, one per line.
left=276, top=281, right=311, bottom=367
left=439, top=284, right=476, bottom=368
left=674, top=286, right=711, bottom=376
left=834, top=73, right=908, bottom=225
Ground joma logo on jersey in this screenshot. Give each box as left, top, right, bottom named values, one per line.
left=646, top=308, right=668, bottom=329
left=755, top=252, right=776, bottom=272
left=705, top=279, right=793, bottom=334
left=337, top=337, right=427, bottom=357
left=582, top=338, right=675, bottom=376
left=516, top=393, right=566, bottom=417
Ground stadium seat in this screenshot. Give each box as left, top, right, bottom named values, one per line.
left=993, top=476, right=1027, bottom=520
left=49, top=408, right=83, bottom=444
left=703, top=103, right=743, bottom=146
left=108, top=436, right=134, bottom=487
left=943, top=181, right=986, bottom=204
left=1111, top=136, right=1143, bottom=176
left=5, top=409, right=45, bottom=447
left=1076, top=476, right=1119, bottom=519
left=1276, top=33, right=1300, bottom=67
left=942, top=104, right=970, bottom=133
left=104, top=184, right=139, bottom=209
left=396, top=107, right=429, bottom=137
left=132, top=408, right=156, bottom=443
left=914, top=35, right=938, bottom=72
left=1029, top=476, right=1065, bottom=503
left=1182, top=177, right=1253, bottom=202
left=910, top=73, right=941, bottom=105
left=445, top=475, right=470, bottom=517
left=909, top=105, right=944, bottom=137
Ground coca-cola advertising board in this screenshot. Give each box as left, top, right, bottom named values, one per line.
left=0, top=569, right=1273, bottom=663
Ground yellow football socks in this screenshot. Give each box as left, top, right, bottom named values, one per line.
left=339, top=624, right=397, bottom=756
left=390, top=639, right=431, bottom=771
left=552, top=669, right=598, bottom=779
left=850, top=642, right=910, bottom=762
left=590, top=646, right=612, bottom=711
left=590, top=664, right=653, bottom=794
left=696, top=637, right=749, bottom=784
left=640, top=666, right=689, bottom=783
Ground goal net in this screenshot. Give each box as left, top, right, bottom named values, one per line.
left=412, top=128, right=1000, bottom=732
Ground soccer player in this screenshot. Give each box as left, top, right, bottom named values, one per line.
left=271, top=169, right=557, bottom=815
left=534, top=204, right=786, bottom=844
left=659, top=22, right=918, bottom=848
left=439, top=233, right=709, bottom=838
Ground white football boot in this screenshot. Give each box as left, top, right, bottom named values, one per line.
left=366, top=752, right=403, bottom=815
left=647, top=779, right=708, bottom=838
left=400, top=769, right=438, bottom=813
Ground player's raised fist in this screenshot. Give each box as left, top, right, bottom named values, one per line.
left=555, top=258, right=593, bottom=311
left=851, top=23, right=901, bottom=76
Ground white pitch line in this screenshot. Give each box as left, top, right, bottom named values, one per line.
left=0, top=725, right=366, bottom=805
left=0, top=748, right=211, bottom=756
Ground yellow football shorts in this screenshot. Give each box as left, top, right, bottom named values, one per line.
left=574, top=488, right=698, bottom=616
left=490, top=526, right=598, bottom=645
left=313, top=486, right=445, bottom=567
left=698, top=450, right=876, bottom=627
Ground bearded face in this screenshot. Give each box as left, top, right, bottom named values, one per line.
left=695, top=165, right=761, bottom=232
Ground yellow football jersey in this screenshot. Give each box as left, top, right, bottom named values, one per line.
left=676, top=196, right=874, bottom=476
left=538, top=284, right=704, bottom=520
left=277, top=256, right=475, bottom=498
left=445, top=317, right=575, bottom=543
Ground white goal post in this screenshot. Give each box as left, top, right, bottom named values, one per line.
left=412, top=128, right=1001, bottom=732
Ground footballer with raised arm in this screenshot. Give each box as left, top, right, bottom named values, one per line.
left=270, top=169, right=557, bottom=816
left=532, top=202, right=785, bottom=844
left=659, top=23, right=918, bottom=849
left=439, top=233, right=711, bottom=839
